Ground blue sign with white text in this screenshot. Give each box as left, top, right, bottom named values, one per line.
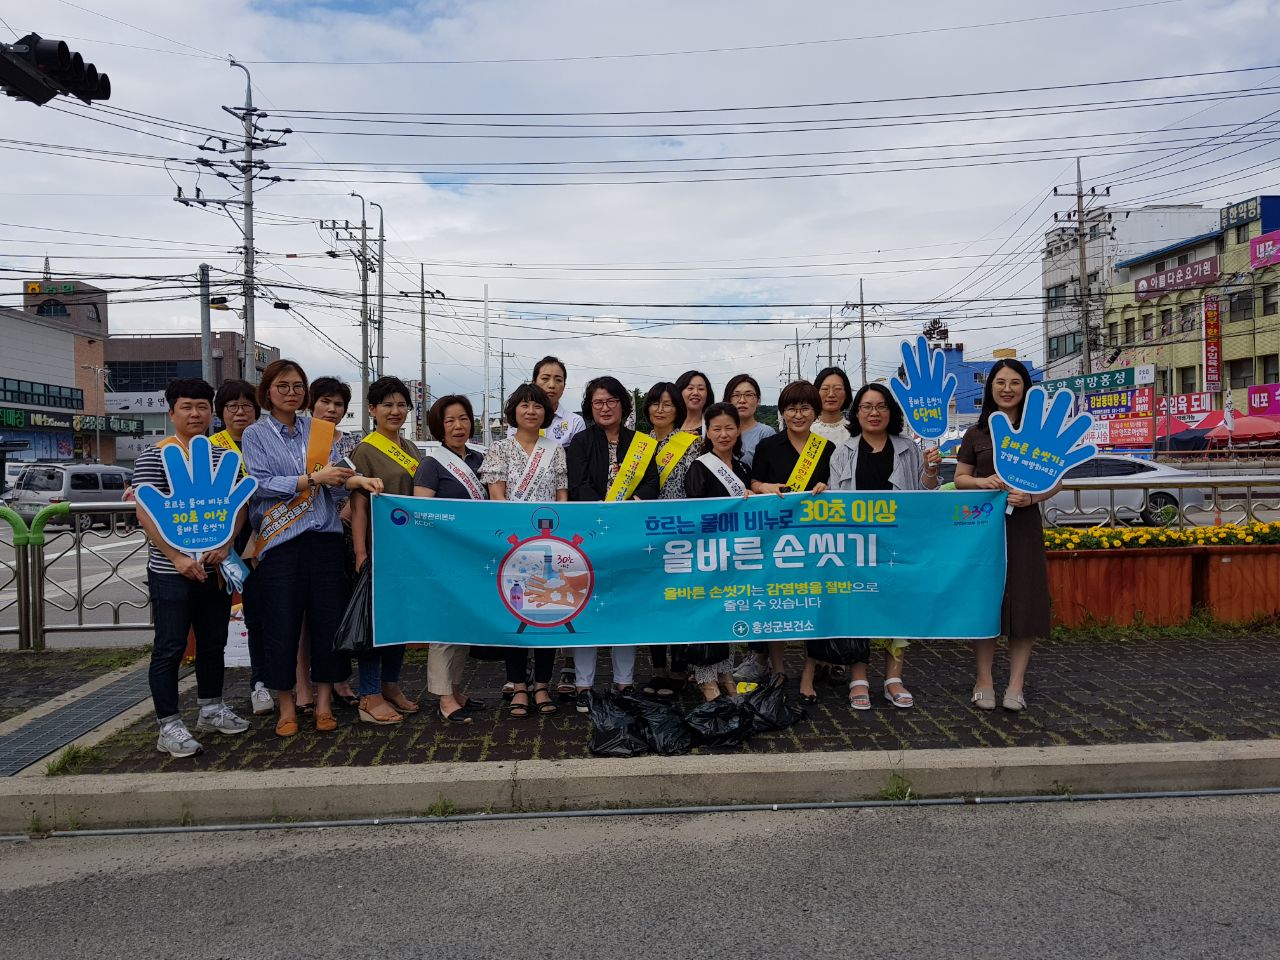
left=371, top=490, right=1008, bottom=647
left=990, top=386, right=1097, bottom=494
left=134, top=435, right=256, bottom=554
left=890, top=336, right=957, bottom=441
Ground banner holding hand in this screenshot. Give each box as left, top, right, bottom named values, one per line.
left=890, top=335, right=958, bottom=441
left=134, top=435, right=257, bottom=555
left=989, top=386, right=1097, bottom=501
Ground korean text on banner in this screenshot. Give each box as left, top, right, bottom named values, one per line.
left=370, top=491, right=1008, bottom=647
left=1204, top=295, right=1222, bottom=391
left=1248, top=383, right=1280, bottom=415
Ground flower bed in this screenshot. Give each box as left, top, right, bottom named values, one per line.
left=1044, top=521, right=1280, bottom=551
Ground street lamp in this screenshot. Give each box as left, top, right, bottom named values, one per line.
left=79, top=363, right=107, bottom=462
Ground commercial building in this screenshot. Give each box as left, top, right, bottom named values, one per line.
left=931, top=342, right=1043, bottom=426
left=1099, top=195, right=1280, bottom=415
left=0, top=279, right=143, bottom=465
left=1041, top=204, right=1221, bottom=381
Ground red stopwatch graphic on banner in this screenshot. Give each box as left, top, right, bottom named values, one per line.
left=496, top=507, right=595, bottom=633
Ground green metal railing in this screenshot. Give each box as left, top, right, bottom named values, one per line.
left=0, top=505, right=33, bottom=649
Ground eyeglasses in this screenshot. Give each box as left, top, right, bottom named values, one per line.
left=223, top=401, right=256, bottom=412
left=729, top=391, right=758, bottom=401
left=783, top=404, right=815, bottom=415
left=650, top=400, right=676, bottom=411
left=592, top=397, right=621, bottom=409
left=272, top=382, right=306, bottom=394
left=376, top=401, right=410, bottom=410
left=858, top=403, right=890, bottom=414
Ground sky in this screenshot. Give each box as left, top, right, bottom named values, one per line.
left=3, top=0, right=1280, bottom=410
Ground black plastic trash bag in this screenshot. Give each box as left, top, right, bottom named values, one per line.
left=334, top=562, right=373, bottom=653
left=618, top=694, right=694, bottom=756
left=683, top=642, right=732, bottom=667
left=741, top=673, right=807, bottom=734
left=467, top=644, right=506, bottom=662
left=588, top=691, right=650, bottom=758
left=805, top=637, right=870, bottom=665
left=684, top=695, right=752, bottom=747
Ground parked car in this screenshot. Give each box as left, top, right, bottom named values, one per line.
left=7, top=462, right=133, bottom=529
left=936, top=454, right=1207, bottom=526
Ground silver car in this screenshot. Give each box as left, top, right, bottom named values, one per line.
left=8, top=462, right=132, bottom=529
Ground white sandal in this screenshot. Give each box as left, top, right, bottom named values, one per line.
left=883, top=677, right=914, bottom=709
left=848, top=679, right=871, bottom=711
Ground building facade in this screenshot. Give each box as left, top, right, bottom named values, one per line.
left=932, top=342, right=1043, bottom=426
left=1100, top=195, right=1280, bottom=415
left=1041, top=204, right=1221, bottom=381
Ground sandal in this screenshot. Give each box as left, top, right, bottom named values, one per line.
left=333, top=691, right=360, bottom=709
left=883, top=677, right=914, bottom=709
left=799, top=691, right=819, bottom=704
left=1002, top=689, right=1027, bottom=712
left=642, top=676, right=674, bottom=697
left=848, top=680, right=871, bottom=711
left=383, top=690, right=421, bottom=714
left=971, top=687, right=996, bottom=711
left=829, top=665, right=847, bottom=683
left=501, top=682, right=516, bottom=701
left=508, top=690, right=532, bottom=718
left=438, top=706, right=472, bottom=724
left=459, top=697, right=487, bottom=712
left=556, top=670, right=577, bottom=698
left=296, top=701, right=315, bottom=717
left=358, top=696, right=402, bottom=725
left=534, top=686, right=558, bottom=715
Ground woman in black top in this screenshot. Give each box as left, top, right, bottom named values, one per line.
left=744, top=381, right=832, bottom=678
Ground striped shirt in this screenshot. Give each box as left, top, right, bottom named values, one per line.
left=133, top=438, right=230, bottom=576
left=241, top=412, right=349, bottom=555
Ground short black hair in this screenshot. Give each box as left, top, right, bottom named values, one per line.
left=674, top=369, right=716, bottom=406
left=367, top=375, right=412, bottom=408
left=700, top=401, right=744, bottom=458
left=777, top=380, right=820, bottom=412
left=308, top=376, right=351, bottom=412
left=581, top=375, right=632, bottom=423
left=848, top=382, right=905, bottom=437
left=643, top=381, right=686, bottom=427
left=213, top=379, right=258, bottom=422
left=532, top=356, right=567, bottom=381
left=165, top=377, right=214, bottom=410
left=814, top=367, right=853, bottom=410
left=723, top=373, right=761, bottom=403
left=504, top=382, right=556, bottom=429
left=427, top=394, right=474, bottom=442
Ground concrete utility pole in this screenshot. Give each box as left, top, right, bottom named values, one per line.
left=827, top=305, right=833, bottom=367
left=199, top=263, right=212, bottom=385
left=370, top=201, right=385, bottom=378
left=420, top=264, right=428, bottom=433
left=349, top=192, right=371, bottom=432
left=497, top=339, right=517, bottom=407
left=858, top=279, right=868, bottom=384
left=795, top=328, right=802, bottom=381
left=231, top=61, right=257, bottom=384
left=1075, top=158, right=1093, bottom=376
left=483, top=283, right=491, bottom=446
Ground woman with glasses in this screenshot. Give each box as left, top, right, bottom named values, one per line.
left=724, top=373, right=776, bottom=469
left=482, top=383, right=569, bottom=720
left=746, top=380, right=833, bottom=679
left=241, top=360, right=383, bottom=737
left=675, top=369, right=715, bottom=436
left=812, top=367, right=853, bottom=446
left=349, top=376, right=423, bottom=725
left=825, top=383, right=940, bottom=710
left=567, top=376, right=661, bottom=712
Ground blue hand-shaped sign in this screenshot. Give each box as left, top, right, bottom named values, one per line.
left=989, top=386, right=1097, bottom=494
left=134, top=435, right=256, bottom=554
left=890, top=336, right=957, bottom=441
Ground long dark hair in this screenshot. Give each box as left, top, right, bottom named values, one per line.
left=700, top=402, right=743, bottom=458
left=847, top=383, right=904, bottom=437
left=977, top=358, right=1034, bottom=432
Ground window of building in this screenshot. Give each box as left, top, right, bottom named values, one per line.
left=1177, top=366, right=1198, bottom=393
left=1142, top=314, right=1154, bottom=340
left=1179, top=303, right=1199, bottom=332
left=1045, top=283, right=1068, bottom=309
left=1159, top=308, right=1173, bottom=337
left=35, top=299, right=69, bottom=317
left=1228, top=291, right=1254, bottom=323
left=104, top=360, right=199, bottom=393
left=1260, top=354, right=1279, bottom=385
left=1228, top=357, right=1255, bottom=390
left=1107, top=322, right=1119, bottom=346
left=1124, top=317, right=1136, bottom=343
left=1153, top=260, right=1166, bottom=273
left=1048, top=332, right=1083, bottom=360
left=1157, top=368, right=1172, bottom=395
left=1089, top=223, right=1101, bottom=239
left=972, top=371, right=984, bottom=384
left=1263, top=284, right=1278, bottom=317
left=1236, top=224, right=1250, bottom=245
left=1177, top=253, right=1190, bottom=266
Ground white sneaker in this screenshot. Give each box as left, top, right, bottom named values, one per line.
left=196, top=702, right=251, bottom=735
left=156, top=720, right=203, bottom=758
left=250, top=682, right=274, bottom=716
left=733, top=657, right=769, bottom=682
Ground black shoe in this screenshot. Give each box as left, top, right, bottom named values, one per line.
left=459, top=697, right=487, bottom=712
left=575, top=689, right=591, bottom=714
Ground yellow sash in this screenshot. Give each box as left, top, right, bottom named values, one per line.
left=257, top=417, right=336, bottom=549
left=785, top=433, right=829, bottom=491
left=654, top=431, right=696, bottom=490
left=361, top=431, right=419, bottom=476
left=605, top=432, right=659, bottom=502
left=209, top=430, right=246, bottom=478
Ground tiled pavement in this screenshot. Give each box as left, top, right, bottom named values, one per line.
left=71, top=634, right=1280, bottom=775
left=1, top=649, right=147, bottom=725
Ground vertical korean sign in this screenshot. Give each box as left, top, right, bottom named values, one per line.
left=1203, top=295, right=1222, bottom=392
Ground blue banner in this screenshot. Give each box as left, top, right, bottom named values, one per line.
left=371, top=490, right=1008, bottom=647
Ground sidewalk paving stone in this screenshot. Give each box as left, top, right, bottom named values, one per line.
left=72, top=634, right=1280, bottom=776
left=0, top=649, right=147, bottom=725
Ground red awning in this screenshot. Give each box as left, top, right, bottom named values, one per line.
left=1155, top=415, right=1195, bottom=437
left=1207, top=414, right=1280, bottom=443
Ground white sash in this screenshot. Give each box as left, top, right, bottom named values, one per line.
left=424, top=443, right=487, bottom=500
left=510, top=436, right=558, bottom=502
left=696, top=452, right=746, bottom=497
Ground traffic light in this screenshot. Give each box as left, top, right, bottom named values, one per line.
left=0, top=33, right=111, bottom=105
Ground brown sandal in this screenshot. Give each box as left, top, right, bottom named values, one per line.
left=383, top=690, right=421, bottom=714
left=357, top=696, right=402, bottom=725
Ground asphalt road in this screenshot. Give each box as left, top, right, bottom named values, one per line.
left=2, top=795, right=1277, bottom=959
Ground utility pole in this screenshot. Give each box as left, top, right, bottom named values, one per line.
left=483, top=284, right=491, bottom=446
left=419, top=265, right=427, bottom=435
left=496, top=339, right=517, bottom=405
left=350, top=193, right=370, bottom=431
left=370, top=201, right=385, bottom=378
left=839, top=281, right=882, bottom=385
left=1075, top=158, right=1093, bottom=376
left=795, top=329, right=802, bottom=381
left=199, top=263, right=213, bottom=385
left=827, top=305, right=833, bottom=367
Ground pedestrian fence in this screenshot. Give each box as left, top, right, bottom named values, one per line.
left=2, top=476, right=1280, bottom=651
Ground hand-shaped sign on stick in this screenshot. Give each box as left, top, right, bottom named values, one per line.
left=134, top=435, right=256, bottom=557
left=989, top=386, right=1097, bottom=511
left=890, top=336, right=958, bottom=443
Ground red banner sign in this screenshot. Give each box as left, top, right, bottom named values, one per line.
left=1135, top=256, right=1220, bottom=301
left=1084, top=417, right=1156, bottom=447
left=1156, top=392, right=1214, bottom=417
left=1203, top=295, right=1221, bottom=391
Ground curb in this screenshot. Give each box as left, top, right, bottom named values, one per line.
left=6, top=739, right=1280, bottom=832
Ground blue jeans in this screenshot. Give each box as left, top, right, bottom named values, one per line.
left=356, top=646, right=406, bottom=696
left=148, top=570, right=231, bottom=719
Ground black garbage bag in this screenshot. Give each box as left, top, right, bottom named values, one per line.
left=741, top=673, right=807, bottom=734
left=684, top=695, right=752, bottom=747
left=334, top=562, right=373, bottom=653
left=588, top=691, right=650, bottom=758
left=618, top=694, right=694, bottom=756
left=805, top=637, right=870, bottom=665
left=683, top=642, right=732, bottom=667
left=467, top=644, right=506, bottom=662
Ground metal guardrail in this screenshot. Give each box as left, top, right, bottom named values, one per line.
left=1046, top=475, right=1280, bottom=529
left=0, top=506, right=32, bottom=649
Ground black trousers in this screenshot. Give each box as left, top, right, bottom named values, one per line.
left=504, top=647, right=558, bottom=685
left=648, top=644, right=687, bottom=672
left=247, top=531, right=352, bottom=691
left=149, top=570, right=232, bottom=719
